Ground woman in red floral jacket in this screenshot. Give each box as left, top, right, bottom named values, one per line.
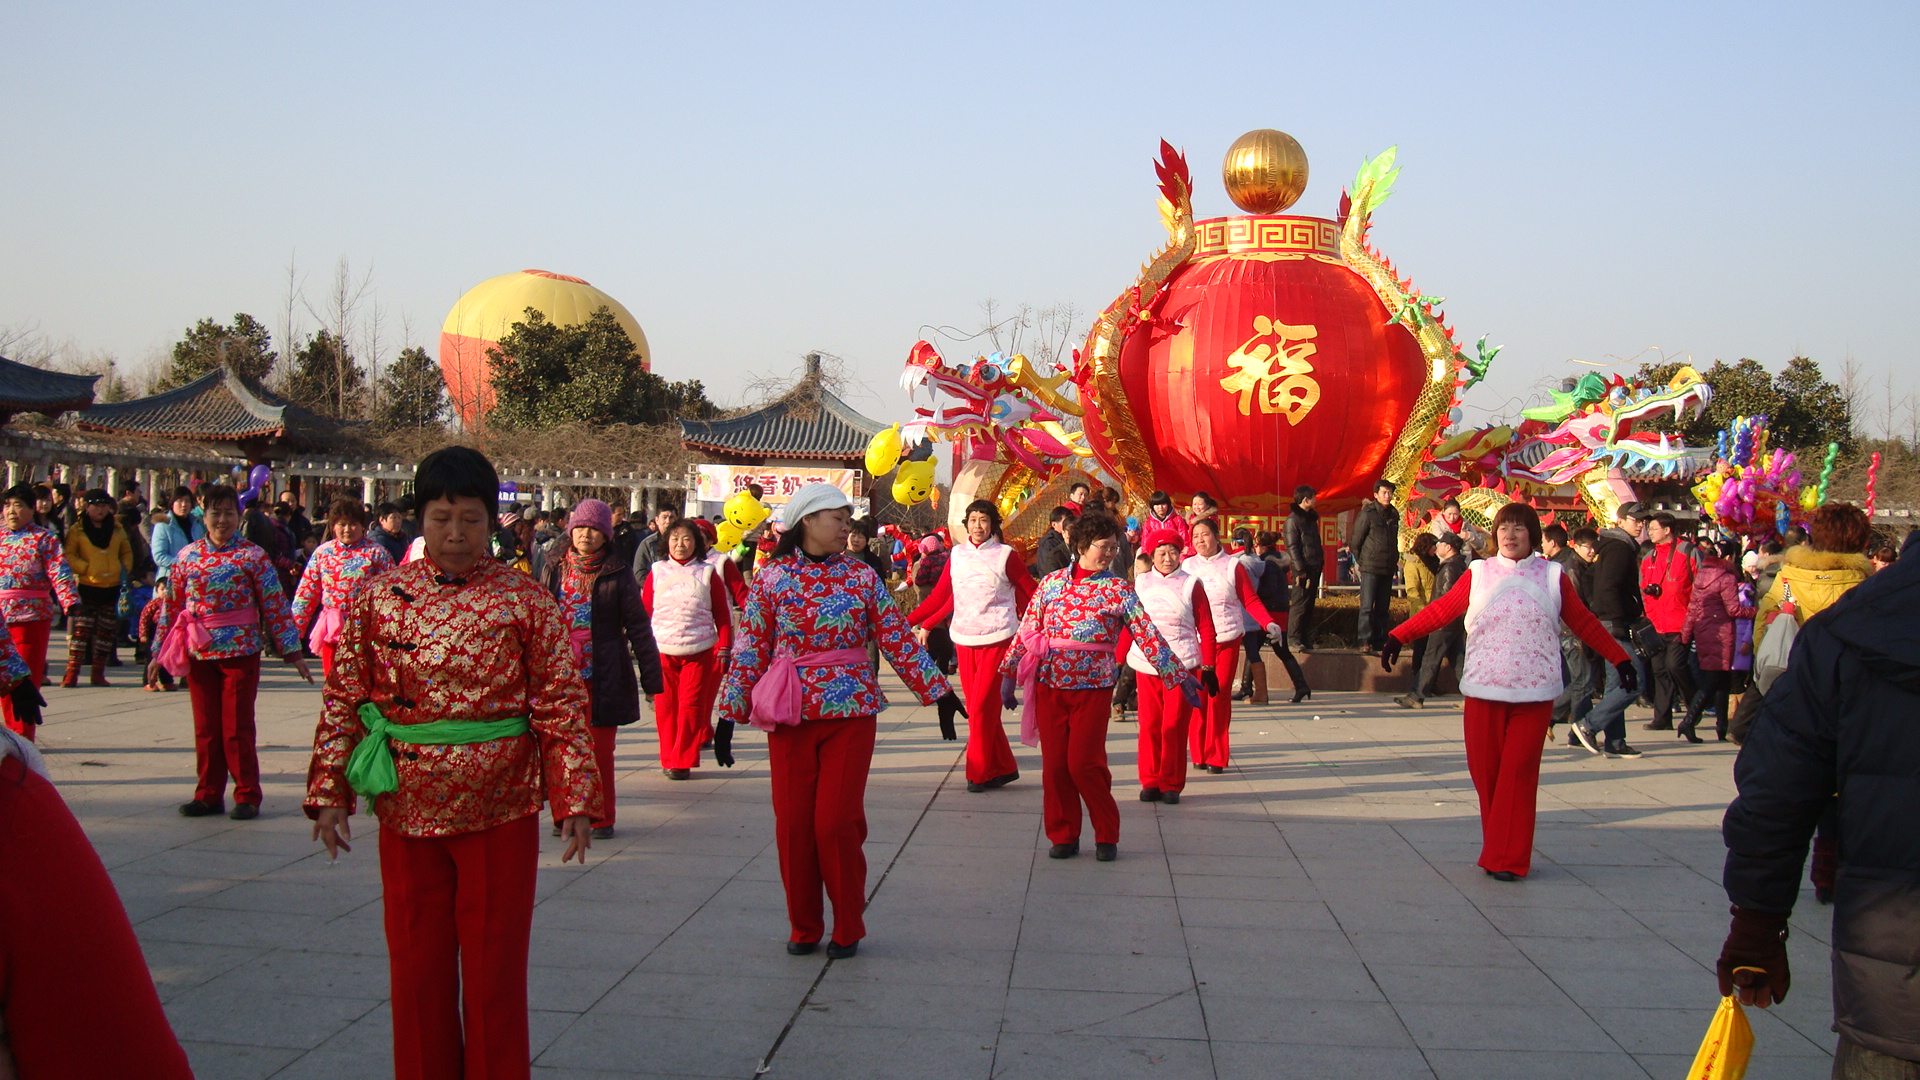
left=718, top=483, right=962, bottom=959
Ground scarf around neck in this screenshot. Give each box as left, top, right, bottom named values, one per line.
left=80, top=514, right=115, bottom=551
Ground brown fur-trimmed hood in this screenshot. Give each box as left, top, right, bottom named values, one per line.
left=1781, top=545, right=1873, bottom=575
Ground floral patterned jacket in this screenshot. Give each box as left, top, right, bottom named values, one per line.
left=303, top=555, right=602, bottom=837
left=1001, top=566, right=1193, bottom=690
left=290, top=536, right=395, bottom=632
left=154, top=535, right=300, bottom=660
left=0, top=525, right=77, bottom=624
left=718, top=551, right=951, bottom=724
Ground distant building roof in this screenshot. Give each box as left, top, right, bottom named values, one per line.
left=74, top=367, right=344, bottom=459
left=0, top=355, right=98, bottom=421
left=680, top=356, right=884, bottom=464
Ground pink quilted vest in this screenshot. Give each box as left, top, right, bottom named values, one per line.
left=1126, top=569, right=1204, bottom=673
left=947, top=539, right=1019, bottom=646
left=1460, top=555, right=1565, bottom=702
left=651, top=557, right=719, bottom=656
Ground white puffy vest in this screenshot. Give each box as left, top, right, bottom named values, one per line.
left=1460, top=555, right=1565, bottom=702
left=1127, top=569, right=1204, bottom=673
left=947, top=539, right=1019, bottom=646
left=1182, top=551, right=1248, bottom=644
left=651, top=557, right=719, bottom=655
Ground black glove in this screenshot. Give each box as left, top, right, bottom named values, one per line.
left=1001, top=678, right=1019, bottom=712
left=1200, top=670, right=1221, bottom=697
left=935, top=691, right=965, bottom=741
left=1616, top=660, right=1640, bottom=694
left=1717, top=905, right=1790, bottom=1005
left=1379, top=638, right=1402, bottom=671
left=711, top=720, right=735, bottom=768
left=8, top=681, right=44, bottom=727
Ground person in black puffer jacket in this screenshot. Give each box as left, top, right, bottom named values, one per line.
left=1284, top=487, right=1323, bottom=651
left=1719, top=549, right=1920, bottom=1072
left=1346, top=480, right=1401, bottom=651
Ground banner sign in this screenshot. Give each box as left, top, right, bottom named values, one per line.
left=691, top=464, right=860, bottom=505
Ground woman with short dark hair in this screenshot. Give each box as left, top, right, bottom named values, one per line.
left=290, top=498, right=395, bottom=676
left=643, top=516, right=730, bottom=781
left=1002, top=510, right=1199, bottom=861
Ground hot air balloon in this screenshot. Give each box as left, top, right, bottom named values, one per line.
left=438, top=269, right=651, bottom=428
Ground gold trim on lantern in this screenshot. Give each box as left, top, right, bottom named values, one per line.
left=1193, top=215, right=1340, bottom=258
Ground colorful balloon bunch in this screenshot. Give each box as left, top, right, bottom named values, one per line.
left=863, top=424, right=938, bottom=507
left=1693, top=416, right=1804, bottom=538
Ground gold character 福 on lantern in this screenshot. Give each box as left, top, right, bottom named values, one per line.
left=1218, top=315, right=1322, bottom=423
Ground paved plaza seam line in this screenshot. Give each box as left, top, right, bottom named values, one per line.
left=1156, top=795, right=1224, bottom=1080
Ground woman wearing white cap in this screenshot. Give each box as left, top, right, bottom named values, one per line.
left=717, top=483, right=963, bottom=958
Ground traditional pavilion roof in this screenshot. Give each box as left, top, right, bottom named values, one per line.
left=680, top=357, right=884, bottom=463
left=0, top=354, right=99, bottom=421
left=73, top=367, right=344, bottom=460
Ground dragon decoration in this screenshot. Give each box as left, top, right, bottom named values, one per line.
left=1416, top=367, right=1718, bottom=525
left=875, top=139, right=1724, bottom=544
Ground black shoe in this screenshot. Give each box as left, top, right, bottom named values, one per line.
left=1291, top=687, right=1311, bottom=703
left=1569, top=725, right=1602, bottom=755
left=1230, top=687, right=1248, bottom=702
left=1048, top=841, right=1080, bottom=859
left=966, top=782, right=988, bottom=793
left=1208, top=764, right=1226, bottom=774
left=1094, top=843, right=1117, bottom=862
left=984, top=771, right=1018, bottom=788
left=786, top=940, right=818, bottom=956
left=1642, top=721, right=1673, bottom=731
left=1604, top=741, right=1644, bottom=758
left=825, top=941, right=858, bottom=960
left=1716, top=729, right=1729, bottom=742
left=1814, top=886, right=1834, bottom=905
left=1161, top=791, right=1180, bottom=805
left=178, top=799, right=222, bottom=817
left=667, top=768, right=691, bottom=780
left=229, top=803, right=258, bottom=821
left=1679, top=727, right=1704, bottom=744
left=1487, top=870, right=1520, bottom=882
left=590, top=826, right=615, bottom=840
left=1139, top=787, right=1162, bottom=802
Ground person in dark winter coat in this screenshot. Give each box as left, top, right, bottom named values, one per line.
left=1396, top=534, right=1467, bottom=708
left=1678, top=540, right=1754, bottom=742
left=539, top=500, right=664, bottom=838
left=1719, top=548, right=1920, bottom=1074
left=1033, top=506, right=1075, bottom=578
left=1284, top=487, right=1323, bottom=651
left=1567, top=504, right=1650, bottom=757
left=1346, top=480, right=1401, bottom=651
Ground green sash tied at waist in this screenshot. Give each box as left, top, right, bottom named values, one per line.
left=344, top=702, right=531, bottom=798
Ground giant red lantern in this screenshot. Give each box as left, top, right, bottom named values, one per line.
left=1076, top=132, right=1456, bottom=517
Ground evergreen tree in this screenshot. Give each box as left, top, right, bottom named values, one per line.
left=1772, top=355, right=1854, bottom=454
left=284, top=329, right=368, bottom=418
left=160, top=314, right=276, bottom=389
left=1634, top=355, right=1852, bottom=454
left=374, top=346, right=451, bottom=431
left=485, top=306, right=715, bottom=429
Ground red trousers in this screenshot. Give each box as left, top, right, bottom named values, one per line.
left=0, top=755, right=195, bottom=1079
left=318, top=640, right=338, bottom=679
left=589, top=724, right=617, bottom=828
left=1036, top=684, right=1119, bottom=845
left=2, top=619, right=50, bottom=740
left=381, top=814, right=539, bottom=1080
left=657, top=649, right=721, bottom=769
left=1462, top=697, right=1552, bottom=876
left=187, top=654, right=261, bottom=806
left=955, top=640, right=1018, bottom=783
left=1188, top=646, right=1240, bottom=769
left=768, top=716, right=875, bottom=946
left=1135, top=671, right=1197, bottom=793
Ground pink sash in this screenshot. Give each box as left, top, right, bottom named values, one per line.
left=1016, top=629, right=1117, bottom=748
left=157, top=607, right=260, bottom=677
left=568, top=626, right=593, bottom=667
left=307, top=606, right=345, bottom=651
left=0, top=588, right=48, bottom=601
left=748, top=647, right=870, bottom=732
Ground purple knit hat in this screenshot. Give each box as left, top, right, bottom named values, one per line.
left=567, top=498, right=614, bottom=539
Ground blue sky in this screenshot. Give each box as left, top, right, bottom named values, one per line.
left=3, top=1, right=1914, bottom=430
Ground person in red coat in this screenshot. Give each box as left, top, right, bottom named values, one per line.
left=908, top=499, right=1037, bottom=793
left=1, top=729, right=194, bottom=1079
left=1639, top=512, right=1698, bottom=731
left=1678, top=539, right=1756, bottom=743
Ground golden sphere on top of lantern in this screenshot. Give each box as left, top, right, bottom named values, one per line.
left=1222, top=129, right=1308, bottom=213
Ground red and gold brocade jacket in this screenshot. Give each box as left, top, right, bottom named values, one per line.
left=303, top=554, right=602, bottom=837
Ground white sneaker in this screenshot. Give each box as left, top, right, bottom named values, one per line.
left=1569, top=724, right=1602, bottom=755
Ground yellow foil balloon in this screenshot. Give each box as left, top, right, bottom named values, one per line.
left=715, top=520, right=744, bottom=548
left=865, top=424, right=903, bottom=478
left=892, top=458, right=937, bottom=506
left=723, top=491, right=769, bottom=530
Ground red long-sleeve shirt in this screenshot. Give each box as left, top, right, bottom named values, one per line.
left=1391, top=564, right=1628, bottom=665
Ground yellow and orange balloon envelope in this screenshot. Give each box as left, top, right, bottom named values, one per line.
left=866, top=424, right=904, bottom=478
left=438, top=269, right=650, bottom=428
left=892, top=457, right=937, bottom=506
left=723, top=491, right=770, bottom=531
left=714, top=520, right=744, bottom=549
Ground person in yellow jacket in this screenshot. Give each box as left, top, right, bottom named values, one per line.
left=1755, top=506, right=1874, bottom=628
left=63, top=489, right=131, bottom=686
left=1400, top=533, right=1438, bottom=682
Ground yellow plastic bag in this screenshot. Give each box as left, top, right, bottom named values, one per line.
left=1685, top=996, right=1754, bottom=1080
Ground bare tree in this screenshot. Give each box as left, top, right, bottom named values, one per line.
left=299, top=256, right=375, bottom=418
left=1839, top=352, right=1867, bottom=442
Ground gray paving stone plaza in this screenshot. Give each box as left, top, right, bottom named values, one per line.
left=47, top=668, right=1840, bottom=1079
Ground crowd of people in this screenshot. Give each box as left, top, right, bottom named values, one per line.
left=4, top=456, right=1918, bottom=1079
